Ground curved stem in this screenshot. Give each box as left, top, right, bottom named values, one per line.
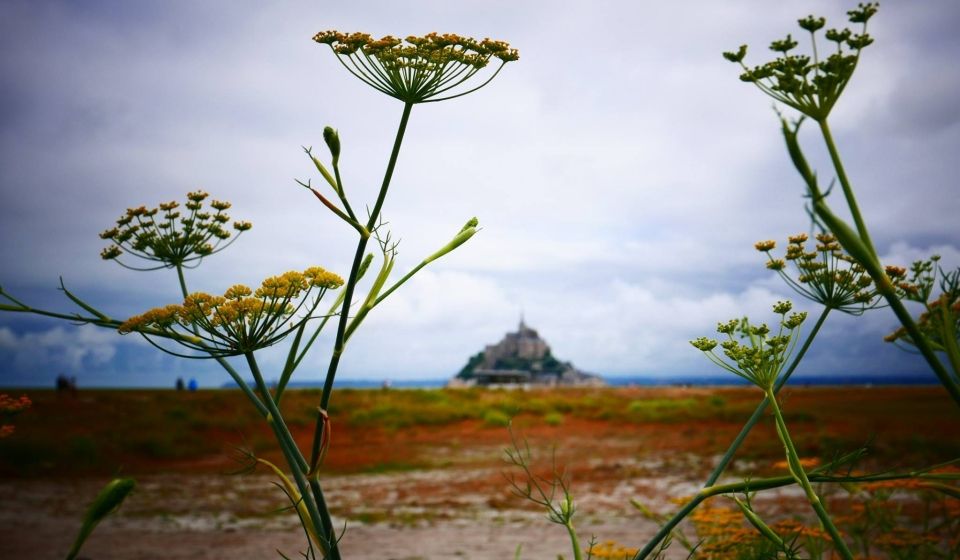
left=817, top=119, right=878, bottom=262
left=766, top=387, right=854, bottom=560
left=705, top=306, right=831, bottom=486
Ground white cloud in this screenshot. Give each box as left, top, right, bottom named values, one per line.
left=1, top=0, right=958, bottom=384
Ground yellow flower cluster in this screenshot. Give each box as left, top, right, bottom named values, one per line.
left=313, top=30, right=518, bottom=103
left=314, top=31, right=518, bottom=66
left=117, top=304, right=183, bottom=333
left=118, top=267, right=343, bottom=354
left=756, top=232, right=882, bottom=314
left=99, top=191, right=252, bottom=270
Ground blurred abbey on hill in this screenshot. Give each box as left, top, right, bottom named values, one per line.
left=451, top=319, right=604, bottom=388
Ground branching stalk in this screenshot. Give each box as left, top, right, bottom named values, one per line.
left=766, top=387, right=853, bottom=559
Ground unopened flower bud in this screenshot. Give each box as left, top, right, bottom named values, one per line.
left=323, top=126, right=340, bottom=163
left=722, top=45, right=748, bottom=63
left=424, top=220, right=479, bottom=265
left=460, top=217, right=479, bottom=233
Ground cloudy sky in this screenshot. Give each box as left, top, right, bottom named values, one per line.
left=1, top=0, right=958, bottom=388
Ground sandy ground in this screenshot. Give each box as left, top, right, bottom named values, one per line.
left=0, top=453, right=717, bottom=559
left=4, top=387, right=951, bottom=559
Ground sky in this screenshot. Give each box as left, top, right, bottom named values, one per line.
left=1, top=0, right=958, bottom=388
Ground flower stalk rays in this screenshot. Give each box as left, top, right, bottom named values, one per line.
left=723, top=3, right=878, bottom=122
left=100, top=191, right=251, bottom=271
left=691, top=301, right=807, bottom=390
left=755, top=233, right=885, bottom=315
left=313, top=31, right=518, bottom=103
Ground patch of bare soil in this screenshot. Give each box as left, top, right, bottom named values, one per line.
left=1, top=447, right=725, bottom=559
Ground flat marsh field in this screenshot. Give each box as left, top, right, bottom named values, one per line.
left=1, top=386, right=957, bottom=558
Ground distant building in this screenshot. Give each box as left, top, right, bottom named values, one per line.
left=450, top=319, right=605, bottom=388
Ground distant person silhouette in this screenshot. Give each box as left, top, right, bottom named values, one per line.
left=188, top=378, right=198, bottom=392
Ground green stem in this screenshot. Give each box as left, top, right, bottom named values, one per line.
left=883, top=290, right=960, bottom=407
left=308, top=479, right=340, bottom=558
left=809, top=122, right=960, bottom=405
left=817, top=119, right=878, bottom=261
left=320, top=101, right=413, bottom=412
left=175, top=264, right=268, bottom=416
left=705, top=306, right=831, bottom=486
left=766, top=387, right=854, bottom=560
left=246, top=352, right=339, bottom=558
left=635, top=308, right=830, bottom=558
left=566, top=522, right=583, bottom=560
left=303, top=102, right=414, bottom=559
left=937, top=302, right=960, bottom=380
left=175, top=263, right=189, bottom=299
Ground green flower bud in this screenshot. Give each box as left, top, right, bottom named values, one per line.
left=356, top=253, right=375, bottom=281
left=769, top=34, right=798, bottom=53
left=772, top=300, right=793, bottom=314
left=722, top=44, right=748, bottom=63
left=323, top=126, right=340, bottom=163
left=798, top=15, right=826, bottom=32
left=847, top=3, right=879, bottom=24
left=690, top=337, right=718, bottom=352
left=424, top=222, right=479, bottom=265
left=460, top=216, right=479, bottom=233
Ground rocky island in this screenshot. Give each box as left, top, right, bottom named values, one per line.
left=449, top=319, right=605, bottom=387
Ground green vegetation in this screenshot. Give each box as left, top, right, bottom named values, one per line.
left=2, top=386, right=956, bottom=478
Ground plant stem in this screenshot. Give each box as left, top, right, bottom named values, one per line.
left=174, top=264, right=268, bottom=416
left=882, top=288, right=960, bottom=407
left=937, top=300, right=960, bottom=381
left=631, top=462, right=959, bottom=560
left=566, top=522, right=584, bottom=560
left=246, top=352, right=339, bottom=558
left=815, top=121, right=960, bottom=406
left=817, top=119, right=878, bottom=262
left=765, top=387, right=854, bottom=560
left=634, top=307, right=831, bottom=558
left=705, top=306, right=831, bottom=486
left=175, top=263, right=189, bottom=300
left=321, top=100, right=414, bottom=412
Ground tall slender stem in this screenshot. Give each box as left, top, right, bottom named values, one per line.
left=304, top=101, right=414, bottom=559
left=817, top=119, right=878, bottom=262
left=321, top=101, right=414, bottom=411
left=816, top=120, right=960, bottom=406
left=705, top=306, right=831, bottom=486
left=766, top=387, right=854, bottom=560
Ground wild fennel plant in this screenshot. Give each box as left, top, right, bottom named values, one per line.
left=723, top=2, right=960, bottom=406
left=506, top=5, right=958, bottom=560
left=0, top=31, right=517, bottom=559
